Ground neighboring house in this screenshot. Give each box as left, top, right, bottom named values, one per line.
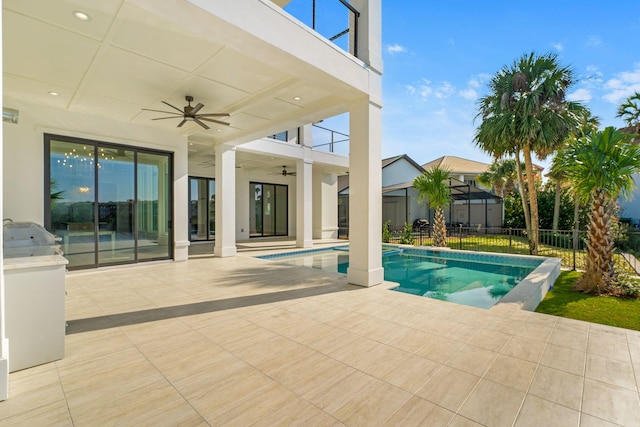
left=424, top=155, right=544, bottom=193
left=339, top=154, right=502, bottom=233
left=618, top=126, right=640, bottom=225
left=1, top=0, right=384, bottom=397
left=423, top=155, right=492, bottom=190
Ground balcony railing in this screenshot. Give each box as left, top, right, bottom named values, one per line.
left=312, top=123, right=349, bottom=153
left=283, top=0, right=360, bottom=58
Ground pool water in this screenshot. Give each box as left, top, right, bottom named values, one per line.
left=261, top=247, right=542, bottom=309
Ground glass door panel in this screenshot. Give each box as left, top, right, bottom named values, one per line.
left=208, top=180, right=215, bottom=239
left=249, top=183, right=263, bottom=237
left=98, top=147, right=135, bottom=265
left=275, top=185, right=288, bottom=235
left=49, top=140, right=96, bottom=268
left=138, top=152, right=171, bottom=260
left=262, top=184, right=275, bottom=236
left=188, top=177, right=214, bottom=242
left=249, top=182, right=287, bottom=237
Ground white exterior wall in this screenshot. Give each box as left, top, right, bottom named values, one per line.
left=382, top=159, right=421, bottom=187
left=2, top=99, right=190, bottom=260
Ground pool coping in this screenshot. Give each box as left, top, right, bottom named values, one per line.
left=259, top=243, right=562, bottom=312
left=392, top=244, right=561, bottom=312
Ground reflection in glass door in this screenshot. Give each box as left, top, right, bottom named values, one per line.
left=46, top=135, right=172, bottom=269
left=98, top=147, right=135, bottom=265
left=48, top=140, right=97, bottom=268
left=249, top=182, right=288, bottom=237
left=138, top=152, right=172, bottom=260
left=189, top=177, right=215, bottom=241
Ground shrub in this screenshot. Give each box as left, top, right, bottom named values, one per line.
left=382, top=220, right=391, bottom=243
left=399, top=222, right=415, bottom=245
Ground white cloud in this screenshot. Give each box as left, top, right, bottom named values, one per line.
left=586, top=35, right=602, bottom=47
left=386, top=43, right=407, bottom=55
left=552, top=42, right=563, bottom=51
left=602, top=65, right=640, bottom=103
left=567, top=88, right=592, bottom=102
left=459, top=88, right=477, bottom=100
left=435, top=81, right=455, bottom=98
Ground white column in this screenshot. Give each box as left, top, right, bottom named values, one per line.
left=0, top=3, right=8, bottom=400
left=313, top=169, right=338, bottom=239
left=296, top=159, right=313, bottom=248
left=346, top=0, right=383, bottom=287
left=347, top=99, right=384, bottom=287
left=214, top=144, right=237, bottom=257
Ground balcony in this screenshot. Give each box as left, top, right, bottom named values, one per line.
left=281, top=0, right=360, bottom=58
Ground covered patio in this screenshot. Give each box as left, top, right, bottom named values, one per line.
left=3, top=253, right=639, bottom=425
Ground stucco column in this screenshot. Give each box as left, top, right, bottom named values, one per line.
left=0, top=2, right=8, bottom=399
left=347, top=99, right=383, bottom=287
left=296, top=159, right=313, bottom=248
left=313, top=169, right=338, bottom=239
left=214, top=144, right=237, bottom=257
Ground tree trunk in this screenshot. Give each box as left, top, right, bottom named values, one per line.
left=433, top=207, right=447, bottom=247
left=523, top=145, right=539, bottom=255
left=514, top=154, right=532, bottom=249
left=579, top=189, right=615, bottom=294
left=572, top=192, right=580, bottom=255
left=552, top=178, right=562, bottom=232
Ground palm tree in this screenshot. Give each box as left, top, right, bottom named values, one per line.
left=478, top=158, right=517, bottom=198
left=550, top=113, right=599, bottom=231
left=413, top=166, right=452, bottom=247
left=562, top=127, right=640, bottom=294
left=476, top=52, right=583, bottom=254
left=617, top=92, right=640, bottom=144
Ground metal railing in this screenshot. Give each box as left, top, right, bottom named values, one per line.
left=283, top=0, right=360, bottom=58
left=312, top=123, right=349, bottom=153
left=367, top=225, right=640, bottom=274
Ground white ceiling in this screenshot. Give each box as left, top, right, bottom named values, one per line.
left=3, top=0, right=363, bottom=151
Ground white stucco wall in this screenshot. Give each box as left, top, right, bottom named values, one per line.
left=382, top=158, right=422, bottom=187
left=2, top=98, right=189, bottom=259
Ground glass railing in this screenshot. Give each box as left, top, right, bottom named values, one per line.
left=282, top=0, right=360, bottom=58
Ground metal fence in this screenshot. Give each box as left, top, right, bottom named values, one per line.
left=377, top=225, right=640, bottom=274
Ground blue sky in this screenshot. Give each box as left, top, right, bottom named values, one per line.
left=363, top=1, right=640, bottom=169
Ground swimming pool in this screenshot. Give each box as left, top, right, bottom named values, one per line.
left=259, top=245, right=548, bottom=310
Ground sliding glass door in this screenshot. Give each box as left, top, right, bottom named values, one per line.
left=249, top=182, right=288, bottom=237
left=188, top=177, right=215, bottom=241
left=46, top=134, right=173, bottom=269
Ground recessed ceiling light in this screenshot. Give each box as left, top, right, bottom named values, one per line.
left=293, top=96, right=301, bottom=101
left=48, top=91, right=59, bottom=96
left=72, top=11, right=91, bottom=21
left=188, top=142, right=193, bottom=146
left=216, top=129, right=223, bottom=132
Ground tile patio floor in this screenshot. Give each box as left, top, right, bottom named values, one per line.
left=2, top=243, right=640, bottom=426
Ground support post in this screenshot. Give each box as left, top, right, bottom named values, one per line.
left=214, top=144, right=237, bottom=257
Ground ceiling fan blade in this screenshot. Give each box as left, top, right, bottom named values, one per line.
left=152, top=116, right=182, bottom=120
left=190, top=103, right=204, bottom=115
left=162, top=100, right=185, bottom=113
left=177, top=119, right=187, bottom=128
left=197, top=113, right=230, bottom=117
left=193, top=118, right=210, bottom=130
left=199, top=117, right=230, bottom=126
left=142, top=108, right=181, bottom=115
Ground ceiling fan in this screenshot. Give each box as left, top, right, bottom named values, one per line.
left=142, top=95, right=230, bottom=130
left=280, top=165, right=296, bottom=176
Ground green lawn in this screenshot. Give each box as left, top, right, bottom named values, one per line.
left=536, top=271, right=640, bottom=331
